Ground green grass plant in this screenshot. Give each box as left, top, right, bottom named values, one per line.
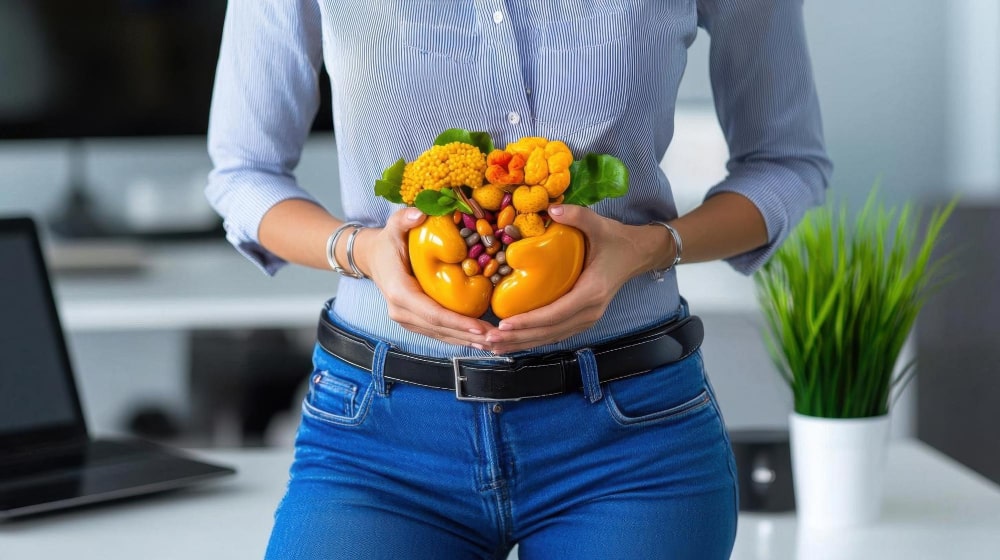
left=754, top=190, right=955, bottom=418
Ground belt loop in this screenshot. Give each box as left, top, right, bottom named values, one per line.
left=575, top=348, right=602, bottom=404
left=371, top=341, right=391, bottom=396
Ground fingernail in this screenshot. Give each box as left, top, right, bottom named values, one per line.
left=471, top=343, right=484, bottom=351
left=485, top=333, right=500, bottom=342
left=406, top=208, right=422, bottom=221
left=547, top=205, right=564, bottom=216
left=468, top=328, right=483, bottom=335
left=498, top=322, right=513, bottom=331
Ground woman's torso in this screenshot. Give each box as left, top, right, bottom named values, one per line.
left=322, top=0, right=698, bottom=357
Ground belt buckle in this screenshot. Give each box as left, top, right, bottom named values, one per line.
left=452, top=355, right=515, bottom=402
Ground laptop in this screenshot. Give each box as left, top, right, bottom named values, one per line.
left=0, top=216, right=234, bottom=521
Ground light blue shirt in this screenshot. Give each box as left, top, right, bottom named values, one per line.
left=207, top=0, right=831, bottom=358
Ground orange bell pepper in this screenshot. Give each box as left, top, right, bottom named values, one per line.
left=408, top=215, right=492, bottom=318
left=490, top=223, right=585, bottom=319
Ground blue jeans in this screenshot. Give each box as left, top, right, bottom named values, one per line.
left=265, top=314, right=738, bottom=559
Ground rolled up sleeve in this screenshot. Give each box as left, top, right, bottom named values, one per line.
left=698, top=0, right=833, bottom=274
left=206, top=0, right=325, bottom=275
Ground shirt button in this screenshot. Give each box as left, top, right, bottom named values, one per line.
left=493, top=10, right=504, bottom=24
left=507, top=111, right=520, bottom=125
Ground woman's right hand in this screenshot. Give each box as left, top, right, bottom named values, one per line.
left=354, top=207, right=493, bottom=349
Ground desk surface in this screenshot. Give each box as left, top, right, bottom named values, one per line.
left=52, top=241, right=759, bottom=332
left=1, top=440, right=998, bottom=560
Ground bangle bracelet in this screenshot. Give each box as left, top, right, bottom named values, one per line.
left=345, top=225, right=368, bottom=280
left=649, top=221, right=683, bottom=282
left=326, top=221, right=362, bottom=277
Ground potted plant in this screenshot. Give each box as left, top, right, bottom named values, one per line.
left=754, top=189, right=954, bottom=529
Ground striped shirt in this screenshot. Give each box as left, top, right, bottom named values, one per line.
left=206, top=0, right=831, bottom=358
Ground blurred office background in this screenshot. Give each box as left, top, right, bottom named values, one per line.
left=0, top=2, right=997, bottom=481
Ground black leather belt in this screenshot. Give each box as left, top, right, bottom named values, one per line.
left=317, top=311, right=704, bottom=401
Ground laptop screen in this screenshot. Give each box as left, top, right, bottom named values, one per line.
left=0, top=226, right=82, bottom=441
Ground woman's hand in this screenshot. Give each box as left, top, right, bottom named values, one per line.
left=355, top=207, right=493, bottom=349
left=482, top=204, right=674, bottom=354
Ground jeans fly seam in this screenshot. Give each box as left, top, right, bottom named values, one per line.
left=371, top=341, right=390, bottom=397
left=477, top=405, right=513, bottom=545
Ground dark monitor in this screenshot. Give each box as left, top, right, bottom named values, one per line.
left=0, top=1, right=333, bottom=139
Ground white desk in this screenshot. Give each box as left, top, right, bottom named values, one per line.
left=2, top=440, right=998, bottom=560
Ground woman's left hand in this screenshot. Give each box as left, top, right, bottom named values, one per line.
left=483, top=204, right=671, bottom=354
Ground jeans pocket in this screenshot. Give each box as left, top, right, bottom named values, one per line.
left=301, top=346, right=375, bottom=428
left=603, top=351, right=712, bottom=427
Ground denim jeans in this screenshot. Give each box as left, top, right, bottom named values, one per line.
left=265, top=313, right=738, bottom=560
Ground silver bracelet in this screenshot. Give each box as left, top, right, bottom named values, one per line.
left=326, top=221, right=362, bottom=277
left=648, top=221, right=683, bottom=282
left=344, top=225, right=368, bottom=280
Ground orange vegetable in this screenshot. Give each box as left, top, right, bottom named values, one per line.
left=409, top=216, right=585, bottom=319
left=408, top=216, right=492, bottom=318
left=491, top=223, right=585, bottom=319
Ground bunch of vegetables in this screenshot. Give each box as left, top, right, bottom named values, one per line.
left=375, top=129, right=628, bottom=319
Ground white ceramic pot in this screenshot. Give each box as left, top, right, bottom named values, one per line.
left=788, top=412, right=891, bottom=530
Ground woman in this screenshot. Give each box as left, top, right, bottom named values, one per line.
left=207, top=1, right=830, bottom=558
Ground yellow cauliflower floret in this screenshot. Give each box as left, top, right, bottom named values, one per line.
left=512, top=185, right=549, bottom=213
left=472, top=184, right=505, bottom=211
left=507, top=137, right=548, bottom=157
left=513, top=212, right=546, bottom=238
left=543, top=170, right=571, bottom=198
left=524, top=149, right=548, bottom=186
left=399, top=142, right=486, bottom=205
left=545, top=142, right=573, bottom=172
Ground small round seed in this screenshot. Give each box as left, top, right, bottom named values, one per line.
left=490, top=273, right=502, bottom=284
left=498, top=265, right=512, bottom=276
left=459, top=227, right=473, bottom=237
left=465, top=232, right=481, bottom=246
left=496, top=251, right=506, bottom=265
left=476, top=219, right=493, bottom=238
left=504, top=224, right=522, bottom=240
left=462, top=258, right=480, bottom=276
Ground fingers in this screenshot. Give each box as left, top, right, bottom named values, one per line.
left=366, top=211, right=491, bottom=349
left=485, top=272, right=612, bottom=354
left=384, top=207, right=426, bottom=236
left=546, top=204, right=601, bottom=232
left=377, top=261, right=492, bottom=346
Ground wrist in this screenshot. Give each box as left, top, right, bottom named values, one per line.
left=327, top=222, right=370, bottom=280
left=645, top=221, right=681, bottom=280
left=351, top=227, right=380, bottom=279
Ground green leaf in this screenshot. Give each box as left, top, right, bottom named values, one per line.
left=433, top=128, right=495, bottom=155
left=374, top=158, right=405, bottom=204
left=562, top=153, right=629, bottom=206
left=413, top=188, right=472, bottom=216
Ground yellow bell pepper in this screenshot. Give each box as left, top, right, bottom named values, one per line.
left=491, top=223, right=585, bottom=319
left=409, top=215, right=492, bottom=318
